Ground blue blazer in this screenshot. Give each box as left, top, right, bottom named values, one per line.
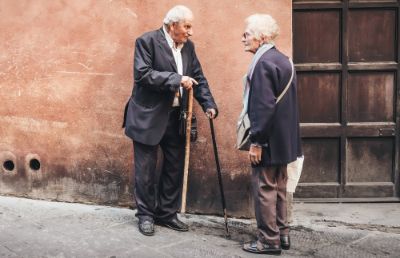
left=248, top=47, right=302, bottom=166
left=123, top=28, right=218, bottom=145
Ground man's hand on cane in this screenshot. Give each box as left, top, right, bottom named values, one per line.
left=181, top=76, right=217, bottom=118
left=181, top=76, right=198, bottom=90
left=206, top=108, right=217, bottom=119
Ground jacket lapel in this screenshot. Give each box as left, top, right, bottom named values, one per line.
left=157, top=28, right=177, bottom=72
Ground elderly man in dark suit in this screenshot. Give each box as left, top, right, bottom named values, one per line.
left=239, top=14, right=302, bottom=255
left=123, top=5, right=218, bottom=236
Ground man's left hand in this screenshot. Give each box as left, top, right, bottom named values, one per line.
left=206, top=108, right=217, bottom=119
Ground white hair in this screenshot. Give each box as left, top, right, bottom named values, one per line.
left=163, top=5, right=193, bottom=25
left=245, top=14, right=280, bottom=43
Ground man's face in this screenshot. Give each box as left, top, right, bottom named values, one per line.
left=170, top=19, right=193, bottom=44
left=242, top=27, right=261, bottom=54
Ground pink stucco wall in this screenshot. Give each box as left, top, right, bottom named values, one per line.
left=0, top=0, right=291, bottom=217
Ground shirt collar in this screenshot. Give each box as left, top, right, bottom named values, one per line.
left=163, top=25, right=184, bottom=50
left=257, top=43, right=274, bottom=53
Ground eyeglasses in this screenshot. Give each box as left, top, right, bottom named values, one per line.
left=242, top=32, right=251, bottom=39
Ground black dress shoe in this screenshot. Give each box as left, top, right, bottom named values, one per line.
left=138, top=220, right=154, bottom=236
left=242, top=241, right=282, bottom=255
left=155, top=217, right=189, bottom=232
left=280, top=235, right=290, bottom=250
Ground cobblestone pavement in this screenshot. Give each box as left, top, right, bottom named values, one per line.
left=190, top=215, right=400, bottom=258
left=0, top=196, right=399, bottom=258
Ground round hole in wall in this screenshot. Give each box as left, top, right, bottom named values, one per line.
left=3, top=160, right=15, bottom=171
left=29, top=159, right=41, bottom=171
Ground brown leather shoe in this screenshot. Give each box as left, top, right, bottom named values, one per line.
left=155, top=217, right=189, bottom=232
left=280, top=235, right=290, bottom=250
left=242, top=241, right=282, bottom=255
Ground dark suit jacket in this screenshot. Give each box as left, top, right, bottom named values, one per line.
left=248, top=47, right=302, bottom=166
left=123, top=28, right=218, bottom=145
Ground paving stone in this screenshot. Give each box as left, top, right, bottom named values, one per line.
left=0, top=196, right=399, bottom=258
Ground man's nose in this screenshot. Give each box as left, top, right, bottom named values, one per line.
left=188, top=28, right=193, bottom=36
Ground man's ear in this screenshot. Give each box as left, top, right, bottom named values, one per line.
left=165, top=23, right=173, bottom=33
left=170, top=22, right=178, bottom=33
left=263, top=36, right=272, bottom=44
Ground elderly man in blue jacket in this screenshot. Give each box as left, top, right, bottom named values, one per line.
left=239, top=14, right=302, bottom=255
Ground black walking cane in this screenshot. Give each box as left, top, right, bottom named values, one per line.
left=209, top=118, right=230, bottom=238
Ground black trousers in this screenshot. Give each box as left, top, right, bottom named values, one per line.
left=133, top=108, right=185, bottom=221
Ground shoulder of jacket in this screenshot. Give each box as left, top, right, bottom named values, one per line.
left=185, top=39, right=195, bottom=49
left=259, top=49, right=290, bottom=68
left=137, top=29, right=159, bottom=42
left=256, top=54, right=276, bottom=70
left=269, top=48, right=290, bottom=61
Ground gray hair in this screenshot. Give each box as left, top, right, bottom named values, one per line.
left=245, top=14, right=279, bottom=43
left=163, top=5, right=193, bottom=25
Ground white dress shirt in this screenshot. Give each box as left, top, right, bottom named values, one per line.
left=163, top=26, right=183, bottom=107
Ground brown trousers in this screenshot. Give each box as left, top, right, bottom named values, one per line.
left=251, top=165, right=288, bottom=245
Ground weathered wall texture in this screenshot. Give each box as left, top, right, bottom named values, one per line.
left=0, top=0, right=292, bottom=217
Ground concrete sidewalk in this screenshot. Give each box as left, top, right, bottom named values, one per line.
left=0, top=196, right=399, bottom=258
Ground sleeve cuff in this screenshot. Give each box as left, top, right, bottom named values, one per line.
left=169, top=74, right=182, bottom=92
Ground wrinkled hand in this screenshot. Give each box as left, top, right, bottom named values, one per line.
left=181, top=76, right=198, bottom=90
left=249, top=145, right=262, bottom=165
left=206, top=108, right=217, bottom=119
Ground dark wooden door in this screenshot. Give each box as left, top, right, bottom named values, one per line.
left=293, top=0, right=400, bottom=200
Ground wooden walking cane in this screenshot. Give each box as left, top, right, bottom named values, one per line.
left=181, top=88, right=193, bottom=214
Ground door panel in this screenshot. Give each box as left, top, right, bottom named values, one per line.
left=298, top=72, right=341, bottom=123
left=347, top=72, right=395, bottom=122
left=300, top=138, right=340, bottom=183
left=296, top=185, right=340, bottom=198
left=348, top=9, right=397, bottom=62
left=347, top=138, right=394, bottom=183
left=293, top=10, right=341, bottom=63
left=293, top=0, right=399, bottom=200
left=350, top=0, right=398, bottom=3
left=343, top=184, right=394, bottom=198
